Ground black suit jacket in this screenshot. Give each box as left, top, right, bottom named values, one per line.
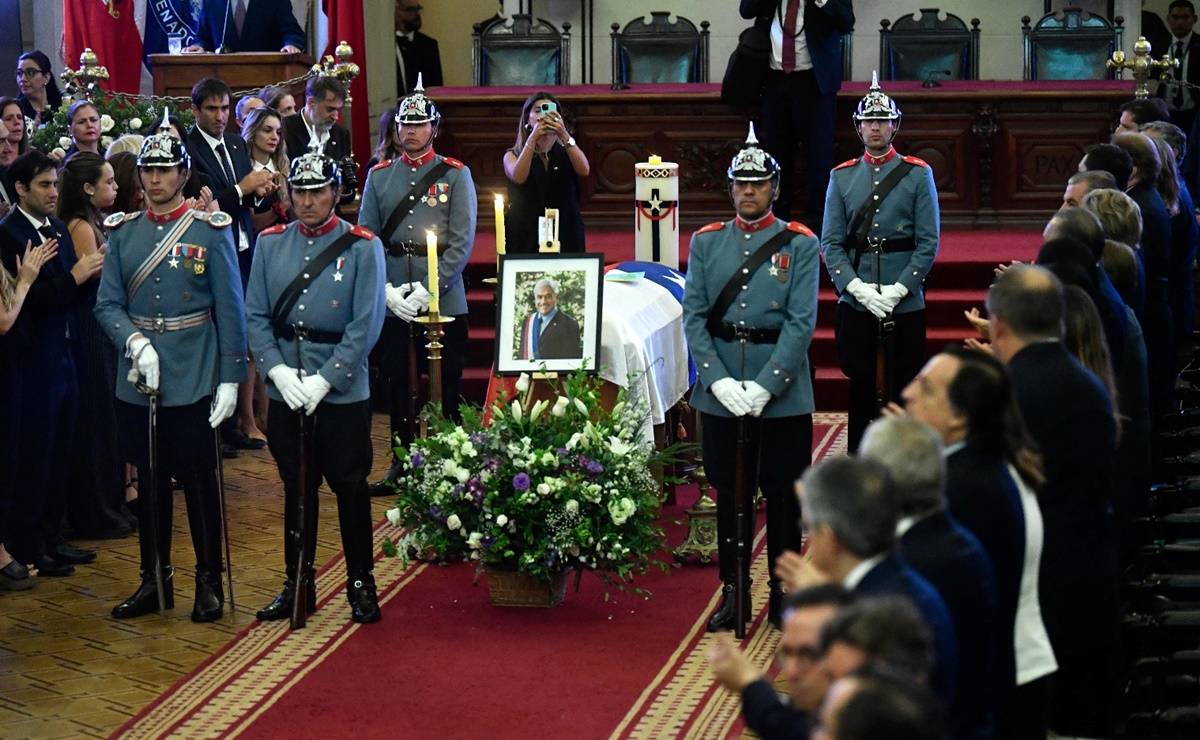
left=742, top=678, right=811, bottom=740
left=397, top=31, right=443, bottom=97
left=185, top=126, right=256, bottom=247
left=740, top=0, right=855, bottom=95
left=283, top=112, right=353, bottom=164
left=899, top=511, right=999, bottom=740
left=521, top=309, right=582, bottom=360
left=0, top=211, right=82, bottom=370
left=944, top=444, right=1024, bottom=705
left=856, top=554, right=960, bottom=713
left=198, top=0, right=305, bottom=53
left=1007, top=341, right=1119, bottom=657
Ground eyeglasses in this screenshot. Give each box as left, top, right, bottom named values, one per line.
left=16, top=68, right=45, bottom=79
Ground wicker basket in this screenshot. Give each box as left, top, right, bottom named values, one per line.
left=486, top=566, right=569, bottom=608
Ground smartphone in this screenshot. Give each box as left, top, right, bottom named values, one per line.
left=537, top=101, right=558, bottom=118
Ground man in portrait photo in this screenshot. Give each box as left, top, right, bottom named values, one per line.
left=517, top=276, right=582, bottom=360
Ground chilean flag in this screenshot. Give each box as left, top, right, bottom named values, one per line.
left=323, top=0, right=371, bottom=170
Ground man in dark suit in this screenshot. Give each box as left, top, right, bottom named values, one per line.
left=0, top=150, right=105, bottom=576
left=987, top=264, right=1119, bottom=738
left=517, top=277, right=581, bottom=360
left=739, top=0, right=854, bottom=227
left=859, top=415, right=998, bottom=740
left=395, top=0, right=443, bottom=97
left=284, top=76, right=352, bottom=160
left=1159, top=1, right=1200, bottom=134
left=190, top=0, right=305, bottom=54
left=187, top=76, right=276, bottom=452
left=796, top=455, right=960, bottom=715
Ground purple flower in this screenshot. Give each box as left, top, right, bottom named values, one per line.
left=485, top=457, right=501, bottom=471
left=481, top=534, right=496, bottom=549
left=575, top=455, right=604, bottom=476
left=450, top=484, right=464, bottom=499
left=513, top=472, right=531, bottom=491
left=470, top=432, right=487, bottom=446
left=556, top=447, right=569, bottom=456
left=411, top=452, right=425, bottom=468
left=429, top=505, right=446, bottom=523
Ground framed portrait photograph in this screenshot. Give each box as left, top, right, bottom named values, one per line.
left=495, top=253, right=604, bottom=375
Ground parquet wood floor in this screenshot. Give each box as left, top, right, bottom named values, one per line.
left=0, top=412, right=400, bottom=739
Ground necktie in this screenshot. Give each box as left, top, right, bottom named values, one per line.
left=1176, top=41, right=1187, bottom=108
left=782, top=0, right=801, bottom=73
left=235, top=0, right=247, bottom=37
left=215, top=142, right=236, bottom=188
left=37, top=224, right=53, bottom=242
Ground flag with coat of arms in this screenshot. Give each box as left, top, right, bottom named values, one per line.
left=63, top=0, right=144, bottom=94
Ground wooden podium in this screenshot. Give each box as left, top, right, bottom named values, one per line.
left=149, top=52, right=313, bottom=100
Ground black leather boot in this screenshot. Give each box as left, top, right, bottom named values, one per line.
left=768, top=580, right=785, bottom=630
left=368, top=458, right=403, bottom=497
left=191, top=570, right=224, bottom=623
left=706, top=582, right=752, bottom=632
left=112, top=566, right=175, bottom=618
left=256, top=570, right=317, bottom=621
left=347, top=573, right=381, bottom=623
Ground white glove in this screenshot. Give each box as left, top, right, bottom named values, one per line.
left=208, top=382, right=238, bottom=428
left=385, top=283, right=418, bottom=321
left=710, top=377, right=752, bottom=417
left=301, top=373, right=333, bottom=416
left=878, top=283, right=909, bottom=313
left=844, top=278, right=877, bottom=305
left=406, top=281, right=431, bottom=312
left=128, top=336, right=160, bottom=390
left=743, top=381, right=772, bottom=417
left=861, top=292, right=891, bottom=319
left=268, top=364, right=309, bottom=411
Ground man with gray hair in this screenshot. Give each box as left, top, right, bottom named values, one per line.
left=517, top=275, right=581, bottom=360
left=859, top=415, right=998, bottom=740
left=1060, top=170, right=1116, bottom=210
left=797, top=455, right=959, bottom=712
left=986, top=264, right=1119, bottom=736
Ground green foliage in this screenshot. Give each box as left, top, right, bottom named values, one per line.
left=384, top=368, right=674, bottom=596
left=29, top=93, right=195, bottom=156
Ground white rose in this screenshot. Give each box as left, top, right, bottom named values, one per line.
left=540, top=451, right=556, bottom=466
left=58, top=136, right=71, bottom=149
left=608, top=497, right=636, bottom=525
left=100, top=114, right=115, bottom=132
left=442, top=460, right=459, bottom=479
left=460, top=441, right=477, bottom=458
left=536, top=483, right=551, bottom=496
left=456, top=467, right=471, bottom=484
left=496, top=514, right=508, bottom=526
left=128, top=117, right=142, bottom=131
left=385, top=507, right=402, bottom=527
left=447, top=514, right=462, bottom=531
left=100, top=135, right=113, bottom=149
left=565, top=499, right=579, bottom=514
left=50, top=147, right=65, bottom=159
left=515, top=372, right=531, bottom=393
left=467, top=532, right=483, bottom=549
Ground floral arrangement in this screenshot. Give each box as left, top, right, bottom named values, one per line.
left=29, top=92, right=195, bottom=158
left=384, top=369, right=680, bottom=596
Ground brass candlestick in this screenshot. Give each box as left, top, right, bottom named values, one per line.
left=1108, top=36, right=1177, bottom=100
left=61, top=48, right=109, bottom=100
left=674, top=417, right=718, bottom=565
left=414, top=312, right=455, bottom=435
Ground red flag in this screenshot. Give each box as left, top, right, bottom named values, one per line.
left=63, top=0, right=144, bottom=95
left=323, top=0, right=371, bottom=170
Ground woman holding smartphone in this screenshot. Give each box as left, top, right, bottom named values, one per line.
left=503, top=92, right=589, bottom=254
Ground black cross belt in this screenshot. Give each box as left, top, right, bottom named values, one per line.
left=275, top=325, right=344, bottom=344
left=710, top=323, right=781, bottom=344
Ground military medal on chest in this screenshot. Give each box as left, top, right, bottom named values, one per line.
left=333, top=256, right=345, bottom=282
left=427, top=182, right=448, bottom=207
left=769, top=253, right=789, bottom=282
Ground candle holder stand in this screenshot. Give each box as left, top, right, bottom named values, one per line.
left=414, top=312, right=455, bottom=436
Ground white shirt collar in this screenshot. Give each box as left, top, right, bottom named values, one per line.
left=896, top=510, right=939, bottom=538
left=252, top=158, right=276, bottom=173
left=18, top=206, right=49, bottom=231
left=196, top=126, right=225, bottom=154
left=942, top=440, right=967, bottom=457
left=1176, top=33, right=1194, bottom=53
left=842, top=552, right=888, bottom=590
left=397, top=30, right=415, bottom=43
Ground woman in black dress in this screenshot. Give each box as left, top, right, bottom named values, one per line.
left=502, top=92, right=590, bottom=254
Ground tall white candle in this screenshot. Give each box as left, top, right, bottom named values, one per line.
left=426, top=230, right=439, bottom=315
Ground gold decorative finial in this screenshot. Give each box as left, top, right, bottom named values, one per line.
left=61, top=47, right=110, bottom=100
left=312, top=41, right=361, bottom=104
left=1108, top=36, right=1177, bottom=100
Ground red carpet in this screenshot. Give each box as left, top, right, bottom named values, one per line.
left=113, top=414, right=847, bottom=739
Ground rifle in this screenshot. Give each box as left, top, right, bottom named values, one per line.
left=213, top=423, right=235, bottom=613
left=134, top=379, right=168, bottom=617
left=733, top=335, right=750, bottom=639
left=873, top=245, right=895, bottom=413
left=292, top=329, right=314, bottom=630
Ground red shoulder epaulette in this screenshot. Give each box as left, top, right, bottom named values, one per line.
left=350, top=224, right=376, bottom=240
left=260, top=223, right=288, bottom=237
left=370, top=159, right=393, bottom=172
left=833, top=158, right=859, bottom=171
left=786, top=221, right=814, bottom=236
left=695, top=221, right=725, bottom=235
left=441, top=156, right=465, bottom=170
left=901, top=155, right=928, bottom=167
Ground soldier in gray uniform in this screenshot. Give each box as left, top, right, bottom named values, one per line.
left=246, top=150, right=387, bottom=624
left=822, top=74, right=940, bottom=452
left=682, top=125, right=820, bottom=632
left=359, top=79, right=477, bottom=494
left=95, top=131, right=247, bottom=622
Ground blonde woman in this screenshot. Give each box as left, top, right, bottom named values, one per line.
left=241, top=106, right=291, bottom=233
